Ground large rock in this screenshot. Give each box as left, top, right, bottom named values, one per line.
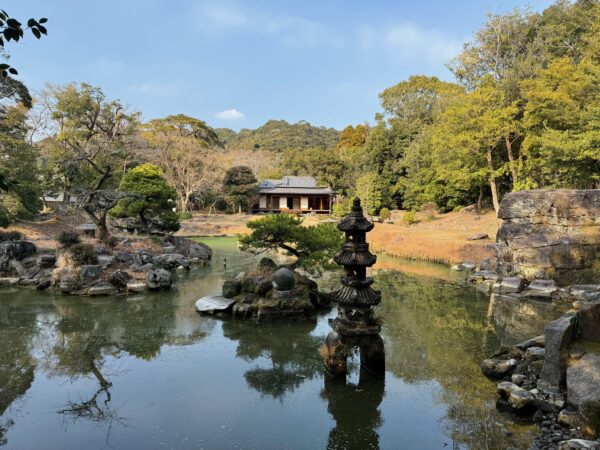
left=88, top=281, right=117, bottom=296
left=567, top=353, right=600, bottom=437
left=165, top=236, right=212, bottom=261
left=481, top=358, right=518, bottom=379
left=577, top=301, right=600, bottom=342
left=0, top=240, right=37, bottom=272
left=152, top=253, right=189, bottom=270
left=559, top=440, right=600, bottom=449
left=79, top=265, right=102, bottom=286
left=271, top=268, right=295, bottom=291
left=538, top=314, right=577, bottom=393
left=496, top=189, right=600, bottom=285
left=146, top=268, right=172, bottom=290
left=492, top=277, right=525, bottom=294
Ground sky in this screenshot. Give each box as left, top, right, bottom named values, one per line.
left=9, top=0, right=555, bottom=131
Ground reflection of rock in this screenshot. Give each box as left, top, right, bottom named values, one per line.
left=487, top=293, right=567, bottom=345
left=567, top=354, right=600, bottom=437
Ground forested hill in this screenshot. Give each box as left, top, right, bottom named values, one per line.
left=215, top=119, right=340, bottom=152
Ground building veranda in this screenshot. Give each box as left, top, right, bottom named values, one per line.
left=253, top=176, right=334, bottom=214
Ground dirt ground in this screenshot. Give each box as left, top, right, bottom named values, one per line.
left=8, top=209, right=500, bottom=266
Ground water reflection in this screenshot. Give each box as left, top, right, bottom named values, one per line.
left=322, top=372, right=384, bottom=450
left=0, top=240, right=571, bottom=449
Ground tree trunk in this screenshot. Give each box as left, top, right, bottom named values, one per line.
left=505, top=135, right=518, bottom=187
left=486, top=148, right=500, bottom=215
left=477, top=185, right=484, bottom=212
left=96, top=210, right=110, bottom=242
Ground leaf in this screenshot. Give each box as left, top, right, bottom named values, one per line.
left=6, top=18, right=21, bottom=28
left=27, top=18, right=36, bottom=27
left=3, top=29, right=11, bottom=41
left=38, top=25, right=47, bottom=35
left=31, top=27, right=41, bottom=39
left=0, top=63, right=9, bottom=70
left=1, top=70, right=6, bottom=78
left=8, top=67, right=17, bottom=75
left=39, top=18, right=48, bottom=24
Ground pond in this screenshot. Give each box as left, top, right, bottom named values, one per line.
left=0, top=237, right=569, bottom=450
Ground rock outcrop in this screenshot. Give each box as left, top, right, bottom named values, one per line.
left=496, top=189, right=600, bottom=285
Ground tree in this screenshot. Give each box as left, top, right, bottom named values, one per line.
left=520, top=57, right=600, bottom=188
left=431, top=79, right=519, bottom=214
left=110, top=163, right=179, bottom=232
left=281, top=147, right=351, bottom=194
left=0, top=10, right=48, bottom=107
left=0, top=104, right=42, bottom=226
left=140, top=114, right=223, bottom=212
left=44, top=83, right=138, bottom=241
left=238, top=214, right=343, bottom=272
left=222, top=166, right=257, bottom=213
left=354, top=171, right=385, bottom=216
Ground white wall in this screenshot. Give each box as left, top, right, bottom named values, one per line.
left=301, top=196, right=308, bottom=209
left=279, top=197, right=287, bottom=209
left=259, top=195, right=267, bottom=209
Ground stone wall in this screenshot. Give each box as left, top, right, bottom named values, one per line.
left=496, top=189, right=600, bottom=285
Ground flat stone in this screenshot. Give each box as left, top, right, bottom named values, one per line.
left=88, top=281, right=117, bottom=296
left=525, top=346, right=546, bottom=360
left=497, top=381, right=522, bottom=399
left=512, top=374, right=527, bottom=386
left=79, top=265, right=102, bottom=285
left=467, top=233, right=489, bottom=240
left=558, top=439, right=600, bottom=449
left=493, top=277, right=525, bottom=294
left=516, top=335, right=545, bottom=351
left=195, top=295, right=236, bottom=313
left=126, top=280, right=147, bottom=293
left=37, top=254, right=56, bottom=269
left=538, top=314, right=577, bottom=393
left=97, top=255, right=114, bottom=267
left=509, top=389, right=534, bottom=410
left=0, top=277, right=20, bottom=285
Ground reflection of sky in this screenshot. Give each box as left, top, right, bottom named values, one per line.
left=1, top=238, right=549, bottom=449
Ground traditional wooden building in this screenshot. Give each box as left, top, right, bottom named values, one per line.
left=253, top=176, right=334, bottom=214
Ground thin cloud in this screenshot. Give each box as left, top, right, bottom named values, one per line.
left=131, top=82, right=184, bottom=95
left=215, top=108, right=245, bottom=120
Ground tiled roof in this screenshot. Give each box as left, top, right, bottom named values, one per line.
left=258, top=176, right=332, bottom=194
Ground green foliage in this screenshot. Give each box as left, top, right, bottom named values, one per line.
left=222, top=166, right=257, bottom=213
left=218, top=120, right=339, bottom=152
left=111, top=163, right=180, bottom=232
left=68, top=243, right=98, bottom=265
left=281, top=147, right=351, bottom=193
left=403, top=211, right=418, bottom=225
left=332, top=198, right=352, bottom=218
left=379, top=208, right=391, bottom=221
left=56, top=230, right=81, bottom=248
left=0, top=104, right=42, bottom=225
left=354, top=171, right=386, bottom=216
left=238, top=214, right=343, bottom=272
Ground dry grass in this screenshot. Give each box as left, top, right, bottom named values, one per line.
left=369, top=210, right=500, bottom=265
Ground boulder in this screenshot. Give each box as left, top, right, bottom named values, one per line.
left=496, top=189, right=600, bottom=285
left=538, top=314, right=577, bottom=393
left=254, top=276, right=272, bottom=296
left=508, top=389, right=535, bottom=411
left=497, top=381, right=522, bottom=399
left=97, top=255, right=114, bottom=267
left=524, top=346, right=546, bottom=361
left=567, top=353, right=600, bottom=437
left=109, top=270, right=130, bottom=288
left=0, top=277, right=20, bottom=285
left=114, top=251, right=132, bottom=264
left=37, top=254, right=56, bottom=269
left=222, top=279, right=241, bottom=299
left=152, top=253, right=189, bottom=270
left=271, top=268, right=295, bottom=291
left=0, top=240, right=37, bottom=272
left=481, top=358, right=518, bottom=379
left=523, top=279, right=558, bottom=299
left=58, top=271, right=79, bottom=293
left=146, top=269, right=172, bottom=290
left=79, top=265, right=102, bottom=286
left=88, top=281, right=117, bottom=296
left=577, top=301, right=600, bottom=342
left=165, top=236, right=212, bottom=261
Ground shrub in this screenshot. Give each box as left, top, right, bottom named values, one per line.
left=178, top=211, right=193, bottom=221
left=56, top=229, right=81, bottom=248
left=332, top=198, right=352, bottom=218
left=0, top=230, right=23, bottom=242
left=379, top=208, right=391, bottom=221
left=403, top=211, right=418, bottom=225
left=420, top=202, right=438, bottom=220
left=68, top=243, right=98, bottom=265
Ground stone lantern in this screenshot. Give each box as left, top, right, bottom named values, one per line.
left=323, top=198, right=385, bottom=377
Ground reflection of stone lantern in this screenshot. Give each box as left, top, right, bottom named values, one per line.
left=324, top=198, right=385, bottom=377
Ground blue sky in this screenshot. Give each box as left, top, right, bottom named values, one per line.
left=9, top=0, right=554, bottom=130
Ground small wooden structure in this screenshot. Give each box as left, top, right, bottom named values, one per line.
left=253, top=176, right=334, bottom=214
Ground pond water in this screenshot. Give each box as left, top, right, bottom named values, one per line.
left=0, top=237, right=569, bottom=450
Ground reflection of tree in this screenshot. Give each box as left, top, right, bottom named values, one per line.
left=0, top=290, right=211, bottom=447
left=222, top=320, right=323, bottom=398
left=321, top=371, right=384, bottom=450
left=376, top=271, right=537, bottom=449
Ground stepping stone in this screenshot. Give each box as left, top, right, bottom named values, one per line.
left=195, top=295, right=237, bottom=313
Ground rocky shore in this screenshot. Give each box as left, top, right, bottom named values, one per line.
left=0, top=234, right=212, bottom=295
